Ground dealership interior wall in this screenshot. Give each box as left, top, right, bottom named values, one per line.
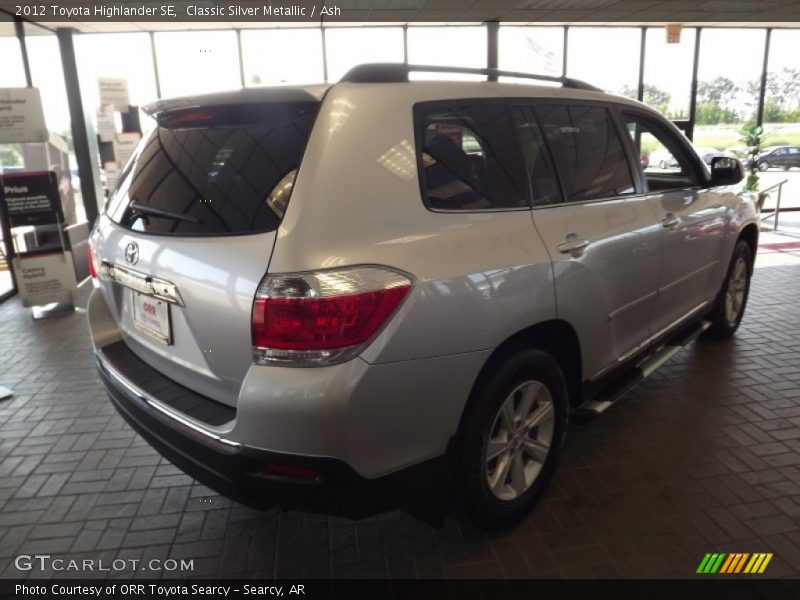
left=2, top=3, right=800, bottom=579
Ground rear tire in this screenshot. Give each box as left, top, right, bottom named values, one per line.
left=705, top=240, right=753, bottom=339
left=453, top=348, right=568, bottom=530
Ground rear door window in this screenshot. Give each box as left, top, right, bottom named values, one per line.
left=535, top=104, right=635, bottom=203
left=416, top=102, right=528, bottom=211
left=106, top=102, right=318, bottom=236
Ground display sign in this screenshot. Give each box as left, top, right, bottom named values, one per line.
left=666, top=24, right=683, bottom=44
left=114, top=132, right=141, bottom=167
left=12, top=250, right=78, bottom=308
left=0, top=171, right=62, bottom=227
left=98, top=78, right=130, bottom=112
left=0, top=87, right=48, bottom=143
left=96, top=104, right=116, bottom=142
left=104, top=161, right=120, bottom=191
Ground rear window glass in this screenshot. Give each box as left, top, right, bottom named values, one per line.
left=106, top=102, right=318, bottom=236
left=416, top=102, right=528, bottom=211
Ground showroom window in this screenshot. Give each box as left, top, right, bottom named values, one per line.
left=242, top=28, right=324, bottom=85
left=535, top=104, right=635, bottom=203
left=154, top=31, right=240, bottom=97
left=75, top=32, right=159, bottom=129
left=696, top=28, right=766, bottom=146
left=325, top=27, right=404, bottom=82
left=417, top=102, right=528, bottom=211
left=566, top=27, right=641, bottom=98
left=23, top=22, right=71, bottom=136
left=0, top=15, right=26, bottom=88
left=407, top=26, right=487, bottom=79
left=642, top=27, right=697, bottom=120
left=20, top=22, right=87, bottom=226
left=764, top=29, right=800, bottom=146
left=499, top=27, right=564, bottom=77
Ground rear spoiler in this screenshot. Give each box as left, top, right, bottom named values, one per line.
left=143, top=86, right=327, bottom=118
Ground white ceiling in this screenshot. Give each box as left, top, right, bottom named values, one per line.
left=13, top=0, right=800, bottom=33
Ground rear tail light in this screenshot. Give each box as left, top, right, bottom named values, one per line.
left=252, top=266, right=413, bottom=366
left=87, top=240, right=98, bottom=279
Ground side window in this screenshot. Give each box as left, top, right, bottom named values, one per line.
left=535, top=104, right=635, bottom=203
left=624, top=113, right=699, bottom=192
left=513, top=106, right=562, bottom=206
left=418, top=103, right=528, bottom=211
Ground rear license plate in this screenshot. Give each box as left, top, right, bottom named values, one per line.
left=132, top=292, right=172, bottom=345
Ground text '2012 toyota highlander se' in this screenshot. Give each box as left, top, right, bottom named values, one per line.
left=88, top=64, right=758, bottom=529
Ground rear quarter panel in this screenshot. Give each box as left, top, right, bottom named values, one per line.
left=270, top=83, right=557, bottom=364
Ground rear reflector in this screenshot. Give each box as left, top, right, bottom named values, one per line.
left=252, top=266, right=412, bottom=366
left=264, top=463, right=318, bottom=481
left=87, top=240, right=97, bottom=279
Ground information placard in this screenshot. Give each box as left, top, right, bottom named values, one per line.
left=12, top=250, right=78, bottom=308
left=98, top=78, right=130, bottom=112
left=0, top=87, right=48, bottom=144
left=0, top=171, right=61, bottom=227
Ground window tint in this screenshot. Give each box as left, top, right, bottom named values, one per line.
left=418, top=103, right=528, bottom=211
left=513, top=106, right=562, bottom=206
left=106, top=102, right=318, bottom=235
left=535, top=104, right=635, bottom=202
left=624, top=112, right=698, bottom=192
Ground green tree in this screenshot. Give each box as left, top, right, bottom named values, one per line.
left=697, top=76, right=738, bottom=106
left=619, top=83, right=672, bottom=114
left=747, top=68, right=800, bottom=122
left=0, top=145, right=22, bottom=168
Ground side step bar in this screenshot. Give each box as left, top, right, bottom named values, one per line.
left=572, top=319, right=711, bottom=423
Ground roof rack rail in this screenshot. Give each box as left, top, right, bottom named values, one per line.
left=340, top=63, right=602, bottom=92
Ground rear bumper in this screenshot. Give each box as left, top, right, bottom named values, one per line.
left=96, top=348, right=453, bottom=521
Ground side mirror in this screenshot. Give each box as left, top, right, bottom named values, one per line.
left=710, top=156, right=744, bottom=186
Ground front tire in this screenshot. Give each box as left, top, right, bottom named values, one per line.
left=706, top=240, right=753, bottom=339
left=454, top=348, right=568, bottom=530
left=758, top=161, right=768, bottom=171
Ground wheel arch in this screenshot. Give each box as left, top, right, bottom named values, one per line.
left=461, top=319, right=584, bottom=429
left=738, top=222, right=759, bottom=265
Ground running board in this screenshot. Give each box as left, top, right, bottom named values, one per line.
left=572, top=319, right=711, bottom=423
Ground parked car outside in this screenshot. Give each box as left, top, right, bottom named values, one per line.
left=87, top=64, right=758, bottom=529
left=753, top=145, right=800, bottom=171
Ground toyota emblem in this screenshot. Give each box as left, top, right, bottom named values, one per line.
left=124, top=242, right=139, bottom=265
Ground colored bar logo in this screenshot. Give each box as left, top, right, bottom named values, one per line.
left=696, top=552, right=773, bottom=574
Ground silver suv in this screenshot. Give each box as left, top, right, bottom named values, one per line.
left=88, top=64, right=758, bottom=529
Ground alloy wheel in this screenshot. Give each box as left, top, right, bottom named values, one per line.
left=485, top=380, right=555, bottom=501
left=725, top=256, right=748, bottom=326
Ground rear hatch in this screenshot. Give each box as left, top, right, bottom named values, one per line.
left=93, top=89, right=321, bottom=407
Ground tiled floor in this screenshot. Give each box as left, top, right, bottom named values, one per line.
left=0, top=241, right=799, bottom=580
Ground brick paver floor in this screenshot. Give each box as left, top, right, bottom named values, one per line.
left=1, top=244, right=799, bottom=580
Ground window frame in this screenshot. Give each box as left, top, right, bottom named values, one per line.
left=511, top=98, right=644, bottom=208
left=413, top=98, right=534, bottom=214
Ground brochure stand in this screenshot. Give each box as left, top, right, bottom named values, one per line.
left=0, top=171, right=78, bottom=319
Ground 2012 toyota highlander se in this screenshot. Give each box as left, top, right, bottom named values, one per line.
left=88, top=64, right=758, bottom=529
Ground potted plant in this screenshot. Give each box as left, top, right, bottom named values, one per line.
left=738, top=121, right=767, bottom=208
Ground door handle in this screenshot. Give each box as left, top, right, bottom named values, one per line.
left=661, top=213, right=680, bottom=229
left=557, top=234, right=590, bottom=255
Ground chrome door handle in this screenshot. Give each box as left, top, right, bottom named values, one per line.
left=661, top=213, right=680, bottom=229
left=557, top=235, right=590, bottom=255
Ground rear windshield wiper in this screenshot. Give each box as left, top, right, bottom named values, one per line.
left=129, top=200, right=202, bottom=224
